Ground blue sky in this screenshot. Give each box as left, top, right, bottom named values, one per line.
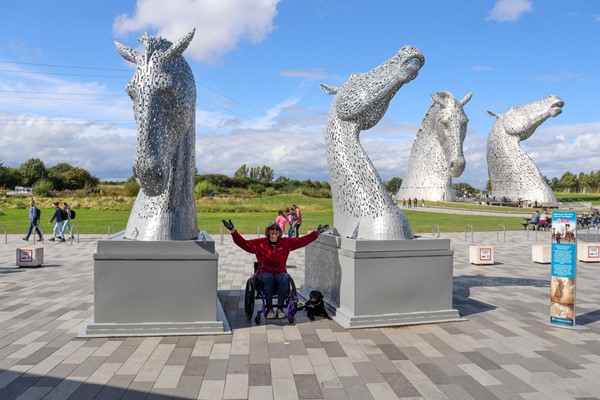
left=1, top=0, right=599, bottom=189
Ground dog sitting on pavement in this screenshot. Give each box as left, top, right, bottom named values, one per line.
left=298, top=290, right=331, bottom=320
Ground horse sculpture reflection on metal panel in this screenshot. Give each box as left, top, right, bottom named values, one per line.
left=395, top=91, right=471, bottom=202
left=486, top=95, right=563, bottom=204
left=321, top=46, right=424, bottom=240
left=115, top=30, right=198, bottom=241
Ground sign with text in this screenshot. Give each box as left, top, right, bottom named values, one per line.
left=550, top=211, right=577, bottom=327
left=18, top=249, right=32, bottom=263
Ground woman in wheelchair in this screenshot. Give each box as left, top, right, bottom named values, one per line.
left=222, top=219, right=329, bottom=320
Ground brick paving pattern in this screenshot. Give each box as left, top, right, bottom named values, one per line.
left=0, top=229, right=599, bottom=399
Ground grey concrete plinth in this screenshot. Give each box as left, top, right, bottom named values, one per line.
left=81, top=231, right=230, bottom=337
left=303, top=234, right=462, bottom=329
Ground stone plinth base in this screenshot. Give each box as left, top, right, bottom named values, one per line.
left=469, top=246, right=494, bottom=265
left=17, top=247, right=43, bottom=267
left=532, top=244, right=551, bottom=264
left=81, top=231, right=229, bottom=337
left=303, top=234, right=462, bottom=329
left=577, top=243, right=600, bottom=263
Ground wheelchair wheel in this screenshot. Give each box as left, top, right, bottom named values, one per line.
left=288, top=277, right=298, bottom=319
left=245, top=277, right=256, bottom=320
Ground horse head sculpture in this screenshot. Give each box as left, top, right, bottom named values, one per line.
left=115, top=30, right=198, bottom=241
left=321, top=46, right=424, bottom=240
left=486, top=95, right=564, bottom=204
left=396, top=91, right=472, bottom=202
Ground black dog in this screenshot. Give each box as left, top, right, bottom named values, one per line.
left=298, top=290, right=331, bottom=320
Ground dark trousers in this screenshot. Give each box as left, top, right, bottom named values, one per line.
left=26, top=219, right=42, bottom=240
left=257, top=272, right=289, bottom=309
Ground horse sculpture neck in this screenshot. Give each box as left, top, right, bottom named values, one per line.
left=487, top=95, right=563, bottom=204
left=396, top=91, right=471, bottom=202
left=115, top=30, right=198, bottom=241
left=321, top=46, right=424, bottom=240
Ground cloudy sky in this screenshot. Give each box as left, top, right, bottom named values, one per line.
left=1, top=0, right=599, bottom=188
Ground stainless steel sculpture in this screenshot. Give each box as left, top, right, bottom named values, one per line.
left=321, top=46, right=424, bottom=240
left=395, top=91, right=472, bottom=202
left=487, top=95, right=563, bottom=203
left=115, top=30, right=199, bottom=241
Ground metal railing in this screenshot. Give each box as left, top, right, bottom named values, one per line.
left=68, top=224, right=79, bottom=244
left=496, top=224, right=506, bottom=242
left=526, top=224, right=539, bottom=241
left=464, top=225, right=474, bottom=242
left=107, top=225, right=115, bottom=239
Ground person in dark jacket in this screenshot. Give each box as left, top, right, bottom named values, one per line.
left=22, top=199, right=43, bottom=242
left=49, top=201, right=65, bottom=242
left=222, top=219, right=328, bottom=319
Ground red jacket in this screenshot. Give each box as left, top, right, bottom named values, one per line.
left=232, top=230, right=319, bottom=275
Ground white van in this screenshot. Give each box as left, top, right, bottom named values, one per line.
left=6, top=186, right=33, bottom=196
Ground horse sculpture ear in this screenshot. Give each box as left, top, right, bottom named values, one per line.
left=459, top=92, right=473, bottom=106
left=114, top=40, right=142, bottom=65
left=487, top=110, right=500, bottom=119
left=163, top=29, right=196, bottom=61
left=320, top=84, right=338, bottom=95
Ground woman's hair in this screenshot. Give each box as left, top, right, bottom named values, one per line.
left=278, top=209, right=284, bottom=215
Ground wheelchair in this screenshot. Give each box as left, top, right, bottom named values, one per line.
left=244, top=262, right=299, bottom=325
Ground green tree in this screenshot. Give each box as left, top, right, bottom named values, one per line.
left=559, top=172, right=578, bottom=193
left=384, top=177, right=403, bottom=194
left=233, top=164, right=248, bottom=179
left=259, top=165, right=274, bottom=181
left=19, top=158, right=47, bottom=186
left=0, top=162, right=22, bottom=189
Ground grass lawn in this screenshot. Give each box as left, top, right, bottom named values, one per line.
left=0, top=191, right=594, bottom=235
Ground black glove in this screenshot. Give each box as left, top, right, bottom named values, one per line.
left=316, top=224, right=329, bottom=235
left=222, top=219, right=235, bottom=232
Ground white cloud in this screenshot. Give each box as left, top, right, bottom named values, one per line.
left=113, top=0, right=281, bottom=65
left=281, top=70, right=328, bottom=79
left=487, top=0, right=532, bottom=22
left=473, top=65, right=493, bottom=72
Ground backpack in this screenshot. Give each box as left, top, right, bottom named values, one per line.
left=70, top=209, right=76, bottom=220
left=34, top=206, right=41, bottom=220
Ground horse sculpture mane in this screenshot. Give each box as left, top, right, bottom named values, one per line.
left=321, top=46, right=424, bottom=240
left=396, top=91, right=471, bottom=202
left=486, top=95, right=563, bottom=204
left=115, top=30, right=198, bottom=241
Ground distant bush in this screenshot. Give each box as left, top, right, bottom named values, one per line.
left=123, top=177, right=140, bottom=197
left=33, top=179, right=53, bottom=197
left=195, top=180, right=218, bottom=197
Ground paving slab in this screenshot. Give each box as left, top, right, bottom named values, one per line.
left=0, top=230, right=599, bottom=399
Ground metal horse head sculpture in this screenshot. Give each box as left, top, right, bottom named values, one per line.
left=115, top=30, right=198, bottom=241
left=321, top=46, right=424, bottom=240
left=486, top=95, right=563, bottom=204
left=396, top=91, right=472, bottom=202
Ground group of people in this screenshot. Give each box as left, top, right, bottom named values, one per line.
left=401, top=197, right=424, bottom=208
left=530, top=208, right=551, bottom=230
left=275, top=204, right=302, bottom=238
left=22, top=199, right=74, bottom=242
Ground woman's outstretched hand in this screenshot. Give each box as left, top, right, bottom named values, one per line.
left=222, top=219, right=235, bottom=231
left=316, top=224, right=329, bottom=235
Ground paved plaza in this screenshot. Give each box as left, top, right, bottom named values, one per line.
left=1, top=229, right=600, bottom=400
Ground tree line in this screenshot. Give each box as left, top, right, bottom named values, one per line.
left=4, top=158, right=600, bottom=198
left=0, top=158, right=100, bottom=195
